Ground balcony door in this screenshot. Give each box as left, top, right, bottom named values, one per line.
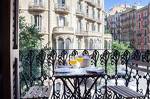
left=32, top=15, right=42, bottom=31
left=58, top=38, right=64, bottom=49
left=77, top=19, right=82, bottom=32
left=58, top=16, right=65, bottom=27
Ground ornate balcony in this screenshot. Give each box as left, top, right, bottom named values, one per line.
left=85, top=0, right=96, bottom=7
left=28, top=2, right=45, bottom=14
left=75, top=30, right=88, bottom=36
left=96, top=4, right=102, bottom=10
left=20, top=49, right=150, bottom=98
left=52, top=26, right=74, bottom=35
left=85, top=14, right=96, bottom=22
left=76, top=9, right=84, bottom=18
left=54, top=4, right=69, bottom=14
left=96, top=18, right=101, bottom=24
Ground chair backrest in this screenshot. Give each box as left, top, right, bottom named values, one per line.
left=129, top=60, right=150, bottom=73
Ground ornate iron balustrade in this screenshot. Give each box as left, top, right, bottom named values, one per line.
left=20, top=49, right=150, bottom=98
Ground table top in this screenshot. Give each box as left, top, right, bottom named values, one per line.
left=53, top=67, right=104, bottom=78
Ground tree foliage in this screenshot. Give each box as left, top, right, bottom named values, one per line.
left=112, top=40, right=133, bottom=53
left=19, top=16, right=43, bottom=49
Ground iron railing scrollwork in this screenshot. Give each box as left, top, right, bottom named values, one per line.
left=20, top=49, right=150, bottom=98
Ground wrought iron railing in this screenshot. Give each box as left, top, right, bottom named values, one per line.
left=20, top=49, right=150, bottom=98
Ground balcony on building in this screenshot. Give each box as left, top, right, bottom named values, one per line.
left=53, top=26, right=74, bottom=35
left=96, top=18, right=101, bottom=24
left=96, top=4, right=102, bottom=10
left=76, top=8, right=84, bottom=18
left=76, top=30, right=88, bottom=36
left=85, top=14, right=96, bottom=22
left=85, top=0, right=96, bottom=7
left=28, top=2, right=45, bottom=14
left=54, top=3, right=69, bottom=14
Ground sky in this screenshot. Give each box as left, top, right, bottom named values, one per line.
left=105, top=0, right=150, bottom=11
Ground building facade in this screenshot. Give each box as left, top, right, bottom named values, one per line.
left=107, top=4, right=130, bottom=41
left=135, top=5, right=150, bottom=50
left=19, top=0, right=107, bottom=50
left=120, top=7, right=136, bottom=44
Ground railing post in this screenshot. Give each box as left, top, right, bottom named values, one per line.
left=100, top=50, right=110, bottom=99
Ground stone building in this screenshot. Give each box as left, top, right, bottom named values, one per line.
left=135, top=5, right=150, bottom=50
left=107, top=4, right=130, bottom=41
left=19, top=0, right=108, bottom=50
left=120, top=7, right=136, bottom=44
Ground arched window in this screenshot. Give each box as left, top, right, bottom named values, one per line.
left=97, top=39, right=101, bottom=49
left=78, top=38, right=81, bottom=49
left=52, top=39, right=56, bottom=49
left=65, top=38, right=71, bottom=49
left=104, top=40, right=108, bottom=49
left=89, top=39, right=93, bottom=49
left=58, top=38, right=64, bottom=49
left=84, top=39, right=88, bottom=49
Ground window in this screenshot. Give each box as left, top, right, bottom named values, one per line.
left=34, top=0, right=42, bottom=5
left=86, top=22, right=89, bottom=31
left=58, top=38, right=64, bottom=54
left=84, top=39, right=88, bottom=49
left=32, top=15, right=42, bottom=31
left=77, top=19, right=82, bottom=32
left=92, top=23, right=95, bottom=31
left=58, top=16, right=65, bottom=27
left=78, top=38, right=81, bottom=49
left=98, top=11, right=100, bottom=19
left=58, top=38, right=64, bottom=49
left=97, top=0, right=100, bottom=6
left=86, top=5, right=89, bottom=16
left=92, top=7, right=95, bottom=18
left=144, top=38, right=147, bottom=45
left=66, top=38, right=71, bottom=49
left=77, top=1, right=82, bottom=11
left=138, top=14, right=140, bottom=21
left=98, top=24, right=100, bottom=32
left=89, top=39, right=93, bottom=49
left=145, top=30, right=147, bottom=36
left=104, top=40, right=107, bottom=49
left=58, top=0, right=65, bottom=5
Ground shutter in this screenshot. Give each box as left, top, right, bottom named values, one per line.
left=12, top=0, right=20, bottom=98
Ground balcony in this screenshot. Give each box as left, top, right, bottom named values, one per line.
left=20, top=49, right=150, bottom=98
left=28, top=2, right=45, bottom=14
left=85, top=0, right=96, bottom=7
left=76, top=9, right=84, bottom=18
left=96, top=18, right=101, bottom=24
left=54, top=4, right=69, bottom=14
left=96, top=4, right=102, bottom=10
left=76, top=30, right=88, bottom=36
left=52, top=26, right=74, bottom=35
left=85, top=14, right=96, bottom=22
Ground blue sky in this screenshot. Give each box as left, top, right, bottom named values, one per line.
left=105, top=0, right=150, bottom=11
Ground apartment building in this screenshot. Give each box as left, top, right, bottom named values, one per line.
left=135, top=5, right=150, bottom=50
left=107, top=4, right=130, bottom=41
left=120, top=7, right=136, bottom=44
left=19, top=0, right=106, bottom=50
left=107, top=13, right=121, bottom=40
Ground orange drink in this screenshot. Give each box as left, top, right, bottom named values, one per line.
left=69, top=60, right=77, bottom=65
left=76, top=57, right=84, bottom=63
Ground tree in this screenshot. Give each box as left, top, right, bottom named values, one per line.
left=19, top=16, right=43, bottom=49
left=19, top=16, right=44, bottom=96
left=112, top=40, right=133, bottom=53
